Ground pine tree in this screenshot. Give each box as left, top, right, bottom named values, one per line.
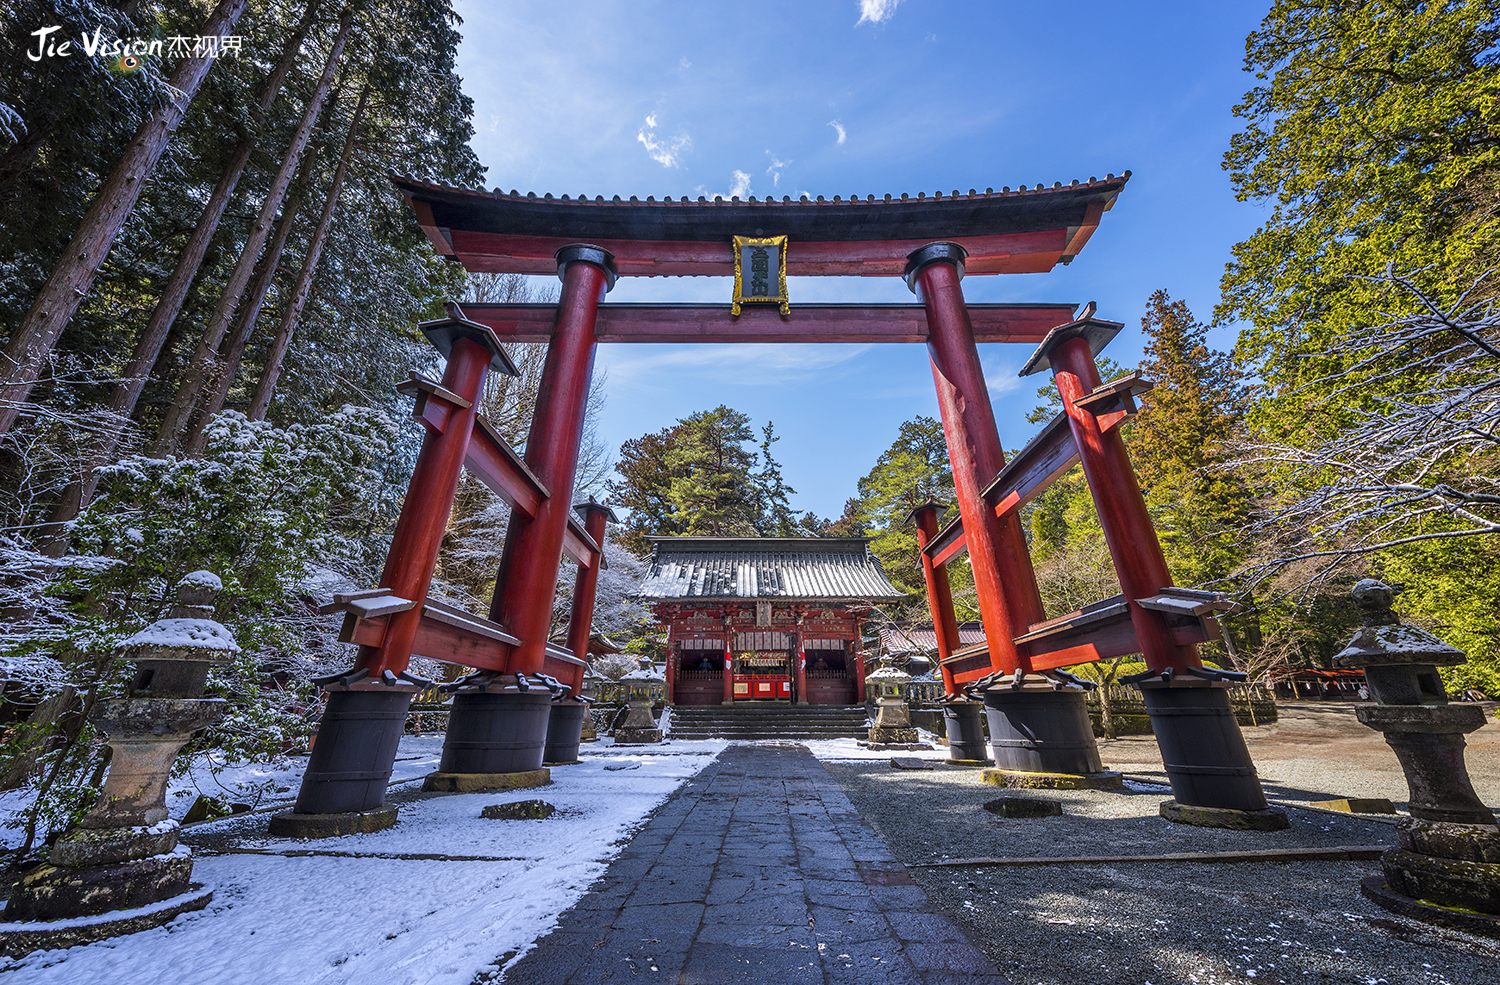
left=755, top=421, right=799, bottom=536
left=665, top=406, right=760, bottom=537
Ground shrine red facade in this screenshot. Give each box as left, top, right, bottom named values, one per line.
left=639, top=537, right=905, bottom=706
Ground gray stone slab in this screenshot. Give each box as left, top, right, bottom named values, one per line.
left=500, top=745, right=1011, bottom=984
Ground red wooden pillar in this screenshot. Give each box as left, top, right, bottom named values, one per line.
left=853, top=619, right=867, bottom=704
left=362, top=327, right=508, bottom=677
left=909, top=500, right=961, bottom=695
left=288, top=316, right=514, bottom=823
left=795, top=630, right=809, bottom=706
left=722, top=641, right=735, bottom=705
left=490, top=245, right=616, bottom=674
left=907, top=243, right=1046, bottom=676
left=563, top=498, right=617, bottom=696
left=1039, top=329, right=1199, bottom=675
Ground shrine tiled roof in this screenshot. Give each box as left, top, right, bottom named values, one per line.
left=639, top=537, right=906, bottom=601
left=881, top=623, right=987, bottom=653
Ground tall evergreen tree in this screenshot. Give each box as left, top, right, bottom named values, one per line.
left=665, top=406, right=760, bottom=537
left=755, top=421, right=799, bottom=536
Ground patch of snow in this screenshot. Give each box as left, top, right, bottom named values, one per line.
left=179, top=571, right=222, bottom=591
left=123, top=618, right=238, bottom=653
left=0, top=736, right=725, bottom=984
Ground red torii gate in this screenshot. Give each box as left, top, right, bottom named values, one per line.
left=281, top=173, right=1271, bottom=833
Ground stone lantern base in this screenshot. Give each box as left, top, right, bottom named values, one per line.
left=0, top=883, right=214, bottom=958
left=613, top=696, right=663, bottom=744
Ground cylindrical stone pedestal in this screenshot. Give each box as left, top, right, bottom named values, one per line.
left=942, top=701, right=990, bottom=764
left=440, top=691, right=553, bottom=774
left=544, top=700, right=588, bottom=765
left=984, top=689, right=1102, bottom=775
left=1140, top=682, right=1264, bottom=810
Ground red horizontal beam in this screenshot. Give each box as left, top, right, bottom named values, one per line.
left=444, top=230, right=1071, bottom=278
left=983, top=412, right=1080, bottom=518
left=340, top=599, right=588, bottom=679
left=923, top=515, right=968, bottom=568
left=562, top=518, right=600, bottom=571
left=459, top=302, right=1078, bottom=345
left=464, top=415, right=547, bottom=519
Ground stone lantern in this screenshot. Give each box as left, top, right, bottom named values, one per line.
left=578, top=664, right=604, bottom=742
left=867, top=658, right=917, bottom=744
left=0, top=572, right=236, bottom=953
left=613, top=662, right=665, bottom=744
left=1334, top=579, right=1500, bottom=933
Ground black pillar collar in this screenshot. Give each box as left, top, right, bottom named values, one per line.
left=903, top=242, right=967, bottom=294
left=555, top=244, right=619, bottom=293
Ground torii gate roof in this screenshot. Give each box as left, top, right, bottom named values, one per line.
left=392, top=173, right=1129, bottom=278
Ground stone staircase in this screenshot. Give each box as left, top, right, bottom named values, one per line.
left=668, top=704, right=870, bottom=741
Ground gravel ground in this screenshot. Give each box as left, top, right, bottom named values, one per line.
left=821, top=703, right=1500, bottom=985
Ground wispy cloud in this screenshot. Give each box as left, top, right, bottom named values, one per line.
left=697, top=170, right=755, bottom=201
left=828, top=120, right=847, bottom=145
left=856, top=0, right=904, bottom=25
left=679, top=56, right=691, bottom=69
left=637, top=114, right=690, bottom=168
left=766, top=153, right=790, bottom=186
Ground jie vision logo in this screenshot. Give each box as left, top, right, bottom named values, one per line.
left=27, top=25, right=243, bottom=72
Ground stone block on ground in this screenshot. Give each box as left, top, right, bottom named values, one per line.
left=4, top=852, right=194, bottom=922
left=1310, top=797, right=1396, bottom=814
left=890, top=757, right=935, bottom=771
left=1159, top=798, right=1290, bottom=831
left=481, top=800, right=556, bottom=820
left=421, top=769, right=551, bottom=793
left=983, top=796, right=1063, bottom=818
left=981, top=768, right=1123, bottom=791
left=868, top=726, right=918, bottom=744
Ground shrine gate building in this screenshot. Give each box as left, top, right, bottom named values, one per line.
left=639, top=537, right=904, bottom=707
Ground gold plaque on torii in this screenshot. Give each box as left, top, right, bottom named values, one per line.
left=731, top=235, right=789, bottom=316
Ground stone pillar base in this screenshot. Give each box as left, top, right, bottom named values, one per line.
left=1360, top=874, right=1500, bottom=937
left=0, top=884, right=213, bottom=957
left=422, top=769, right=551, bottom=793
left=268, top=805, right=398, bottom=839
left=982, top=768, right=1123, bottom=791
left=613, top=728, right=664, bottom=745
left=1379, top=847, right=1500, bottom=914
left=1159, top=799, right=1289, bottom=831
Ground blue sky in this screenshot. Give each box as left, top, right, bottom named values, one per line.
left=452, top=0, right=1272, bottom=521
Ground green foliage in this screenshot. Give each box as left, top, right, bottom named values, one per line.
left=664, top=406, right=761, bottom=537
left=756, top=422, right=799, bottom=537
left=1221, top=0, right=1500, bottom=425
left=844, top=416, right=955, bottom=607
left=0, top=409, right=402, bottom=844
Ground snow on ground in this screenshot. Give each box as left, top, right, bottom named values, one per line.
left=802, top=729, right=946, bottom=761
left=1, top=736, right=728, bottom=985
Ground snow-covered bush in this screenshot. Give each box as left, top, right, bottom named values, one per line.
left=0, top=408, right=404, bottom=854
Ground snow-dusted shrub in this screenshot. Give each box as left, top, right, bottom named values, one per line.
left=0, top=408, right=403, bottom=854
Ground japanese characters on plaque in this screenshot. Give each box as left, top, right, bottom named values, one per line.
left=731, top=235, right=789, bottom=316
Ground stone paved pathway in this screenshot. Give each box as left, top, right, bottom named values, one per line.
left=505, top=744, right=1009, bottom=984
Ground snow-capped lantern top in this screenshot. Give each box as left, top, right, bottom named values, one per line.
left=1334, top=579, right=1466, bottom=669
left=867, top=658, right=912, bottom=700
left=121, top=571, right=239, bottom=665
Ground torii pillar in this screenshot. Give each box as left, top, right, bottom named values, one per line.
left=906, top=243, right=1105, bottom=780
left=1024, top=319, right=1276, bottom=821
left=437, top=245, right=616, bottom=781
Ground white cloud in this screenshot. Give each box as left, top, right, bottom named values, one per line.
left=856, top=0, right=904, bottom=25
left=637, top=114, right=690, bottom=168
left=828, top=120, right=847, bottom=145
left=679, top=56, right=691, bottom=69
left=766, top=153, right=790, bottom=186
left=696, top=170, right=755, bottom=201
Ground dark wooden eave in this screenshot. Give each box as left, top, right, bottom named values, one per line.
left=392, top=174, right=1130, bottom=278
